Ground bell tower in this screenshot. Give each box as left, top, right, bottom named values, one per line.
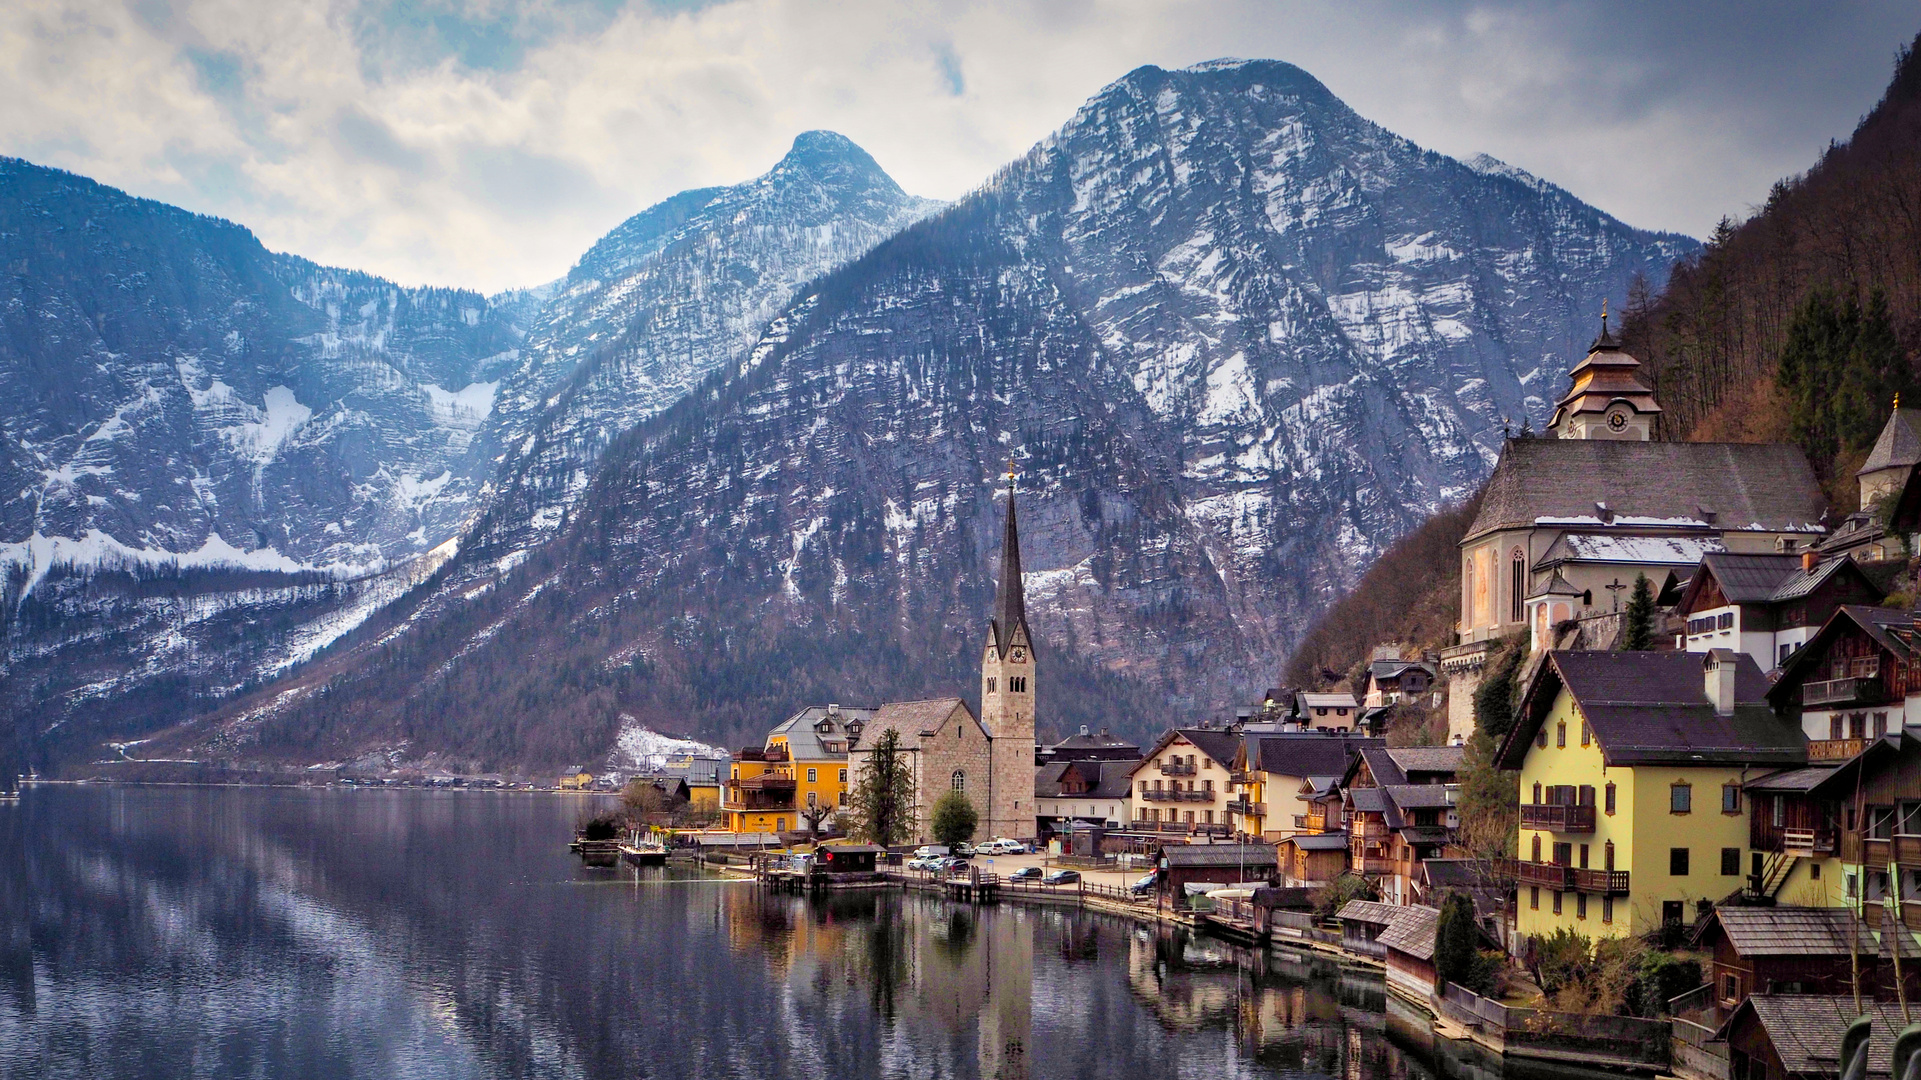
left=1547, top=303, right=1663, bottom=441
left=982, top=471, right=1036, bottom=840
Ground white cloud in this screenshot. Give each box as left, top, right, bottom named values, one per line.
left=1, top=0, right=1912, bottom=292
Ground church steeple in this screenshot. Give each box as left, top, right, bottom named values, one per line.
left=990, top=474, right=1028, bottom=658
left=1547, top=298, right=1662, bottom=440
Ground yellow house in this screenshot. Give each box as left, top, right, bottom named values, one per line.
left=724, top=705, right=873, bottom=834
left=1497, top=649, right=1807, bottom=939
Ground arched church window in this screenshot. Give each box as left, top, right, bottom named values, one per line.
left=1510, top=550, right=1525, bottom=623
left=951, top=771, right=966, bottom=792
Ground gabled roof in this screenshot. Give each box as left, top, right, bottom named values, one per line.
left=1375, top=905, right=1440, bottom=960
left=1385, top=746, right=1466, bottom=777
left=1465, top=439, right=1825, bottom=543
left=1246, top=733, right=1379, bottom=778
left=1336, top=899, right=1401, bottom=926
left=1368, top=658, right=1437, bottom=680
left=1860, top=408, right=1921, bottom=475
left=1533, top=532, right=1722, bottom=571
left=1500, top=651, right=1805, bottom=769
left=1132, top=728, right=1244, bottom=777
left=1699, top=906, right=1899, bottom=958
left=1679, top=552, right=1878, bottom=614
left=1298, top=691, right=1360, bottom=710
left=768, top=705, right=876, bottom=760
left=1717, top=997, right=1903, bottom=1076
left=858, top=698, right=980, bottom=750
left=1353, top=745, right=1407, bottom=787
left=1160, top=844, right=1278, bottom=868
left=1768, top=605, right=1915, bottom=706
left=1283, top=832, right=1350, bottom=851
left=1048, top=729, right=1139, bottom=752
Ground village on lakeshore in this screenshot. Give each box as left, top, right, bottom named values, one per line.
left=572, top=316, right=1921, bottom=1080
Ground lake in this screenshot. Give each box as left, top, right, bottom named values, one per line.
left=0, top=786, right=1506, bottom=1079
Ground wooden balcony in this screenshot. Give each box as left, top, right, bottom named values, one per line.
left=1519, top=803, right=1596, bottom=833
left=1808, top=738, right=1867, bottom=762
left=1510, top=859, right=1574, bottom=890
left=1140, top=788, right=1212, bottom=803
left=1358, top=857, right=1397, bottom=875
left=1862, top=834, right=1921, bottom=866
left=1159, top=760, right=1197, bottom=776
left=1783, top=828, right=1837, bottom=856
left=1804, top=676, right=1884, bottom=707
left=1226, top=798, right=1259, bottom=816
left=1572, top=868, right=1630, bottom=895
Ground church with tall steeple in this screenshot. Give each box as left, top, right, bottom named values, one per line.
left=843, top=474, right=1038, bottom=843
left=979, top=475, right=1037, bottom=840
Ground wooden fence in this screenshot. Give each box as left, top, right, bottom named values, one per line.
left=1434, top=983, right=1671, bottom=1071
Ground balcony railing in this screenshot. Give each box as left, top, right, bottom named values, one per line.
left=1519, top=803, right=1596, bottom=833
left=1229, top=770, right=1251, bottom=785
left=1783, top=828, right=1838, bottom=855
left=1159, top=761, right=1197, bottom=776
left=1226, top=799, right=1259, bottom=816
left=1511, top=859, right=1574, bottom=890
left=1804, top=676, right=1884, bottom=707
left=1809, top=739, right=1868, bottom=762
left=1572, top=867, right=1630, bottom=895
left=1140, top=789, right=1213, bottom=803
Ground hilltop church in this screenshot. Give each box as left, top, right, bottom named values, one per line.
left=847, top=479, right=1039, bottom=843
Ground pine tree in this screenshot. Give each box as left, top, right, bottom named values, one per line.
left=1434, top=892, right=1481, bottom=991
left=849, top=728, right=916, bottom=846
left=1624, top=573, right=1656, bottom=651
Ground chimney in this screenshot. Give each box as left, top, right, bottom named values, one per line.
left=1705, top=650, right=1738, bottom=715
left=1080, top=725, right=1090, bottom=736
left=1596, top=501, right=1613, bottom=524
left=1803, top=550, right=1817, bottom=575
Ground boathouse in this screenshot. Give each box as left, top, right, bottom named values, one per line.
left=1157, top=844, right=1278, bottom=906
left=1336, top=898, right=1400, bottom=959
left=1376, top=904, right=1441, bottom=1002
left=816, top=844, right=883, bottom=874
left=1692, top=906, right=1910, bottom=1008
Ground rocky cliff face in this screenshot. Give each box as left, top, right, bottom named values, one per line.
left=204, top=59, right=1695, bottom=768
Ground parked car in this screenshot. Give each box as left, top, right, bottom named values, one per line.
left=913, top=845, right=949, bottom=859
left=1008, top=866, right=1043, bottom=881
left=981, top=839, right=1028, bottom=855
left=1128, top=873, right=1158, bottom=896
left=906, top=857, right=940, bottom=872
left=952, top=842, right=976, bottom=857
left=1041, top=869, right=1081, bottom=886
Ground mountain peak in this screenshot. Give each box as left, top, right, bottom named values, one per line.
left=768, top=130, right=899, bottom=193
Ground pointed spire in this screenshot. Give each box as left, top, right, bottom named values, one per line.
left=991, top=465, right=1027, bottom=657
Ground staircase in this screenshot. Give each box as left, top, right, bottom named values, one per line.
left=1746, top=850, right=1799, bottom=901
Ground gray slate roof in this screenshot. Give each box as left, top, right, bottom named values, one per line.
left=768, top=704, right=876, bottom=759
left=1722, top=997, right=1904, bottom=1076
left=1687, top=552, right=1864, bottom=607
left=1466, top=439, right=1825, bottom=542
left=1285, top=832, right=1350, bottom=851
left=1705, top=906, right=1905, bottom=958
left=1161, top=844, right=1279, bottom=869
left=860, top=698, right=978, bottom=749
left=1860, top=408, right=1921, bottom=475
left=1035, top=760, right=1135, bottom=799
left=1375, top=905, right=1441, bottom=960
left=1534, top=531, right=1722, bottom=569
left=1248, top=733, right=1379, bottom=778
left=1505, top=651, right=1806, bottom=769
left=1384, top=784, right=1455, bottom=810
left=1385, top=746, right=1466, bottom=777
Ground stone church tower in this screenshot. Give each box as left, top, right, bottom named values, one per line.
left=981, top=478, right=1037, bottom=841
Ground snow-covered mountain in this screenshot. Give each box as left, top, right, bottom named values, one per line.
left=196, top=58, right=1697, bottom=768
left=1, top=136, right=936, bottom=766
left=472, top=131, right=940, bottom=553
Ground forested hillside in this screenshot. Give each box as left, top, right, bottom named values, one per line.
left=1287, top=34, right=1921, bottom=689
left=1620, top=34, right=1921, bottom=497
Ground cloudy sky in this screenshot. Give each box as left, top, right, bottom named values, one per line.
left=3, top=0, right=1914, bottom=293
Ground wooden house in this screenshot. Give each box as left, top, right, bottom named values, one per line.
left=1376, top=904, right=1441, bottom=1003
left=1766, top=605, right=1914, bottom=750
left=1157, top=843, right=1279, bottom=906
left=1676, top=552, right=1883, bottom=672
left=815, top=844, right=883, bottom=875
left=1278, top=831, right=1350, bottom=884
left=1717, top=996, right=1900, bottom=1080
left=1692, top=907, right=1899, bottom=1008
left=1336, top=898, right=1399, bottom=959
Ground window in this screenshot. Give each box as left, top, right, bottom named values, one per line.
left=1870, top=806, right=1896, bottom=840
left=1580, top=722, right=1590, bottom=747
left=1721, top=973, right=1741, bottom=1004
left=986, top=677, right=996, bottom=693
left=951, top=770, right=966, bottom=792
left=1530, top=886, right=1540, bottom=910
left=1537, top=726, right=1548, bottom=749
left=1868, top=870, right=1891, bottom=902
left=1576, top=894, right=1588, bottom=920
left=1605, top=783, right=1616, bottom=815
left=1671, top=782, right=1692, bottom=814
left=1553, top=842, right=1572, bottom=867
left=1773, top=796, right=1785, bottom=828
left=1010, top=676, right=1026, bottom=693
left=1531, top=835, right=1542, bottom=862
left=807, top=791, right=817, bottom=807
left=1556, top=722, right=1566, bottom=748
left=839, top=769, right=847, bottom=783
left=1552, top=891, right=1563, bottom=915
left=1877, top=713, right=1890, bottom=738
left=807, top=768, right=817, bottom=783
left=1848, top=712, right=1867, bottom=739
left=1901, top=802, right=1921, bottom=836
left=1604, top=841, right=1615, bottom=871
left=1722, top=784, right=1740, bottom=814
left=1662, top=901, right=1684, bottom=926
left=1533, top=782, right=1543, bottom=804
left=1602, top=896, right=1613, bottom=924
left=775, top=818, right=786, bottom=832
left=1203, top=810, right=1213, bottom=824
left=1511, top=551, right=1525, bottom=622
left=1579, top=844, right=1590, bottom=869
left=1721, top=848, right=1741, bottom=876
left=1831, top=715, right=1845, bottom=740
left=1780, top=643, right=1792, bottom=665
left=1670, top=848, right=1690, bottom=876
left=1718, top=612, right=1734, bottom=630
left=1811, top=863, right=1821, bottom=880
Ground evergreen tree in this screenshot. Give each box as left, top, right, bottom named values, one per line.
left=1776, top=287, right=1912, bottom=480
left=849, top=728, right=916, bottom=846
left=930, top=789, right=979, bottom=847
left=1624, top=573, right=1656, bottom=651
left=1434, top=892, right=1481, bottom=991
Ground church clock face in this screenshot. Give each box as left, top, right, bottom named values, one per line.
left=1011, top=648, right=1025, bottom=662
left=1607, top=410, right=1628, bottom=431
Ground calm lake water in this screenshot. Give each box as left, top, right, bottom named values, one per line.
left=0, top=786, right=1516, bottom=1080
